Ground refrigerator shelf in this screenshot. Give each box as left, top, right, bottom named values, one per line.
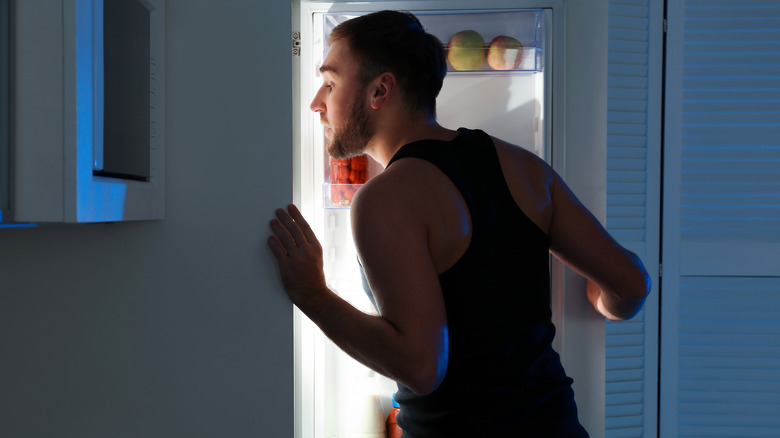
left=444, top=47, right=542, bottom=73
left=322, top=9, right=545, bottom=73
left=323, top=183, right=364, bottom=209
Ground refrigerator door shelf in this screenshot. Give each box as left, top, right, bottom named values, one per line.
left=325, top=154, right=378, bottom=209
left=321, top=9, right=545, bottom=73
left=324, top=183, right=363, bottom=209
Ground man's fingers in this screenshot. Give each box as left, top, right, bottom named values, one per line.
left=267, top=235, right=288, bottom=259
left=269, top=216, right=297, bottom=251
left=275, top=208, right=307, bottom=246
left=287, top=205, right=321, bottom=250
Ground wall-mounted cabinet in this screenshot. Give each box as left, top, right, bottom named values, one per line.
left=8, top=0, right=164, bottom=223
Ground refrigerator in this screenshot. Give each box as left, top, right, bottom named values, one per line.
left=292, top=1, right=607, bottom=437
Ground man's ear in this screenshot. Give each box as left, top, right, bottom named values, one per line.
left=369, top=72, right=397, bottom=109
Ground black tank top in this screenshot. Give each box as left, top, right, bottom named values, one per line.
left=383, top=128, right=588, bottom=437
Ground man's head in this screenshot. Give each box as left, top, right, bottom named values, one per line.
left=328, top=10, right=447, bottom=119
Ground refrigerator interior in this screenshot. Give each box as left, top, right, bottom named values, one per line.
left=294, top=4, right=551, bottom=437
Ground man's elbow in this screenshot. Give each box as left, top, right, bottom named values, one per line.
left=403, top=360, right=447, bottom=396
left=401, top=333, right=449, bottom=396
left=605, top=275, right=650, bottom=321
left=624, top=252, right=652, bottom=301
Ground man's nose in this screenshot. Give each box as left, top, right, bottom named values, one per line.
left=310, top=89, right=325, bottom=113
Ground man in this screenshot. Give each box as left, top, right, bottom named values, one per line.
left=268, top=10, right=650, bottom=437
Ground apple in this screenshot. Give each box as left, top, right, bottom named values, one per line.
left=487, top=35, right=524, bottom=71
left=447, top=30, right=486, bottom=71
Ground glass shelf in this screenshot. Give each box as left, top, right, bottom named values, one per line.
left=322, top=9, right=545, bottom=73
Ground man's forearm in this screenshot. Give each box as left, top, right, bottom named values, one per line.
left=295, top=286, right=433, bottom=392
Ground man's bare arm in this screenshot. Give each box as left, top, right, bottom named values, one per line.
left=547, top=174, right=650, bottom=320
left=268, top=198, right=448, bottom=395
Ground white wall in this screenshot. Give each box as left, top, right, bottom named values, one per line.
left=0, top=1, right=294, bottom=436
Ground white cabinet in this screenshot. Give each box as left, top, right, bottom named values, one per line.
left=10, top=0, right=164, bottom=223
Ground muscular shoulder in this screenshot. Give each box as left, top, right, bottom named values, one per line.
left=491, top=136, right=556, bottom=233
left=353, top=156, right=457, bottom=209
left=351, top=156, right=470, bottom=274
left=352, top=159, right=428, bottom=215
left=492, top=137, right=553, bottom=182
left=349, top=159, right=431, bottom=247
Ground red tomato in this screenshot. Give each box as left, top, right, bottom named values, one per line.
left=334, top=158, right=351, bottom=167
left=343, top=186, right=356, bottom=201
left=330, top=164, right=338, bottom=183
left=338, top=166, right=351, bottom=181
left=350, top=155, right=368, bottom=171
left=349, top=169, right=361, bottom=183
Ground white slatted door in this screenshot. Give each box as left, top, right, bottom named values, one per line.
left=662, top=1, right=780, bottom=436
left=605, top=0, right=663, bottom=437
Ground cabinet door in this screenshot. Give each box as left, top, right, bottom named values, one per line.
left=661, top=1, right=780, bottom=436
left=605, top=0, right=663, bottom=436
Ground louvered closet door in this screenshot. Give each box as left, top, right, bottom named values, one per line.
left=605, top=0, right=663, bottom=437
left=661, top=1, right=780, bottom=437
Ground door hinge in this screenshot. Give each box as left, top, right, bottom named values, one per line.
left=663, top=18, right=667, bottom=33
left=292, top=31, right=301, bottom=57
left=659, top=263, right=663, bottom=278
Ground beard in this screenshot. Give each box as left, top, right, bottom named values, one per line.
left=325, top=91, right=375, bottom=160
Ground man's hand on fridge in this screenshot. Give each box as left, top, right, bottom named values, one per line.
left=268, top=204, right=328, bottom=307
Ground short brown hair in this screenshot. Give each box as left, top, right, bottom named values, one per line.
left=329, top=10, right=447, bottom=118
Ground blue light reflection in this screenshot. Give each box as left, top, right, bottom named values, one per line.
left=0, top=211, right=38, bottom=228
left=76, top=0, right=126, bottom=222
